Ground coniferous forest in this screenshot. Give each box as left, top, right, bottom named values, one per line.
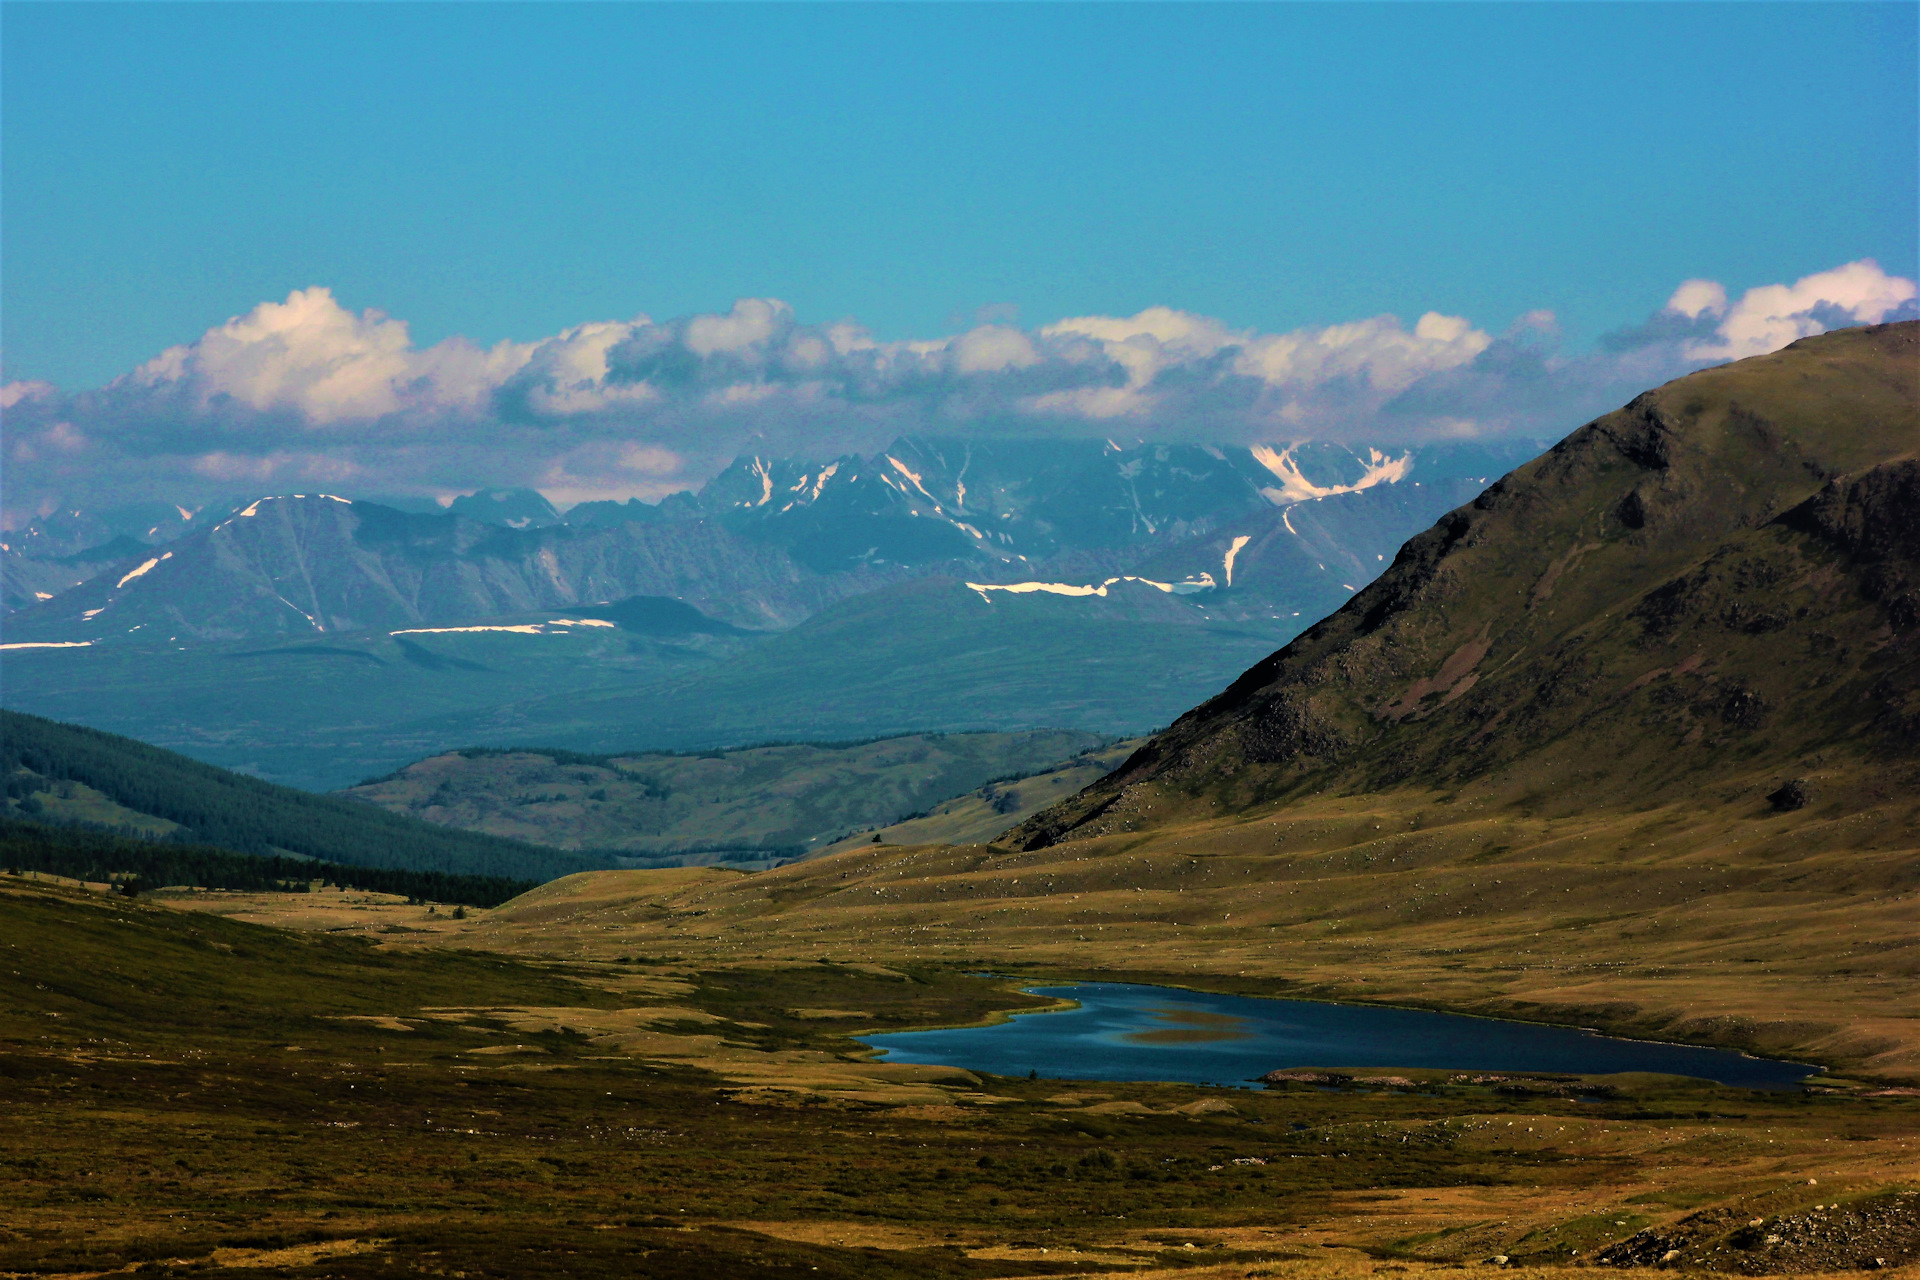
left=1, top=710, right=601, bottom=883
left=0, top=820, right=537, bottom=907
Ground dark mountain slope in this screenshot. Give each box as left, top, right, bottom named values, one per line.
left=0, top=821, right=538, bottom=906
left=1003, top=321, right=1920, bottom=848
left=1, top=502, right=204, bottom=612
left=0, top=710, right=599, bottom=882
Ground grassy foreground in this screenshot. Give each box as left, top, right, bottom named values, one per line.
left=10, top=873, right=1917, bottom=1278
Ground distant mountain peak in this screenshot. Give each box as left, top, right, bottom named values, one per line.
left=445, top=487, right=561, bottom=529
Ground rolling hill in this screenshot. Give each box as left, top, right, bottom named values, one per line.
left=3, top=708, right=1129, bottom=874
left=339, top=729, right=1114, bottom=860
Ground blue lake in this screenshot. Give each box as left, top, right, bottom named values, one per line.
left=857, top=982, right=1815, bottom=1090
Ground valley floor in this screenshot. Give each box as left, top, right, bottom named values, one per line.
left=6, top=843, right=1917, bottom=1278
left=181, top=779, right=1919, bottom=1082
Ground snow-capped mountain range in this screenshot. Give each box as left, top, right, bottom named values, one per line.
left=0, top=434, right=1551, bottom=786
left=3, top=437, right=1533, bottom=646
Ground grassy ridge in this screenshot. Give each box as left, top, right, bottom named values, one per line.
left=1, top=709, right=603, bottom=882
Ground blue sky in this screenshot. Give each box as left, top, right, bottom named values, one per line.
left=2, top=3, right=1915, bottom=515
left=6, top=2, right=1914, bottom=388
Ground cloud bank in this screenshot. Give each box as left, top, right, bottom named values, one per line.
left=4, top=259, right=1912, bottom=521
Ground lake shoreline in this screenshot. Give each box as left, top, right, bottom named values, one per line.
left=858, top=977, right=1819, bottom=1090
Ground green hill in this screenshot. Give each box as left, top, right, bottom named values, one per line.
left=1, top=710, right=602, bottom=883
left=339, top=729, right=1112, bottom=860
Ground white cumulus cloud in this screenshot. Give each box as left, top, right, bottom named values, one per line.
left=1665, top=279, right=1729, bottom=321
left=1684, top=259, right=1916, bottom=360
left=126, top=287, right=540, bottom=426
left=2, top=260, right=1912, bottom=523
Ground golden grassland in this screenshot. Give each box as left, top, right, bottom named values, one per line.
left=12, top=325, right=1915, bottom=1275
left=7, top=872, right=1920, bottom=1278
left=180, top=760, right=1918, bottom=1084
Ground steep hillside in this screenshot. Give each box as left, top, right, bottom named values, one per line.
left=0, top=710, right=601, bottom=882
left=1003, top=321, right=1920, bottom=849
left=340, top=729, right=1110, bottom=859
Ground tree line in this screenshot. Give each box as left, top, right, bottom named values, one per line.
left=0, top=819, right=535, bottom=907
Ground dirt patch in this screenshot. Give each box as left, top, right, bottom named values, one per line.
left=1377, top=625, right=1494, bottom=723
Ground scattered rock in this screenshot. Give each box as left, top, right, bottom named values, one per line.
left=1768, top=778, right=1810, bottom=811
left=1260, top=1070, right=1350, bottom=1086
left=1595, top=1192, right=1918, bottom=1273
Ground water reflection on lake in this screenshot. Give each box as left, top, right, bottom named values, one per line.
left=856, top=982, right=1815, bottom=1090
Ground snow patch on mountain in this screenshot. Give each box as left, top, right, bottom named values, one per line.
left=967, top=573, right=1216, bottom=602
left=1251, top=444, right=1412, bottom=504
left=116, top=558, right=161, bottom=589
left=392, top=624, right=546, bottom=635
left=391, top=619, right=617, bottom=636
left=114, top=551, right=172, bottom=589
left=886, top=456, right=940, bottom=508
left=1223, top=535, right=1252, bottom=586
left=275, top=594, right=324, bottom=631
